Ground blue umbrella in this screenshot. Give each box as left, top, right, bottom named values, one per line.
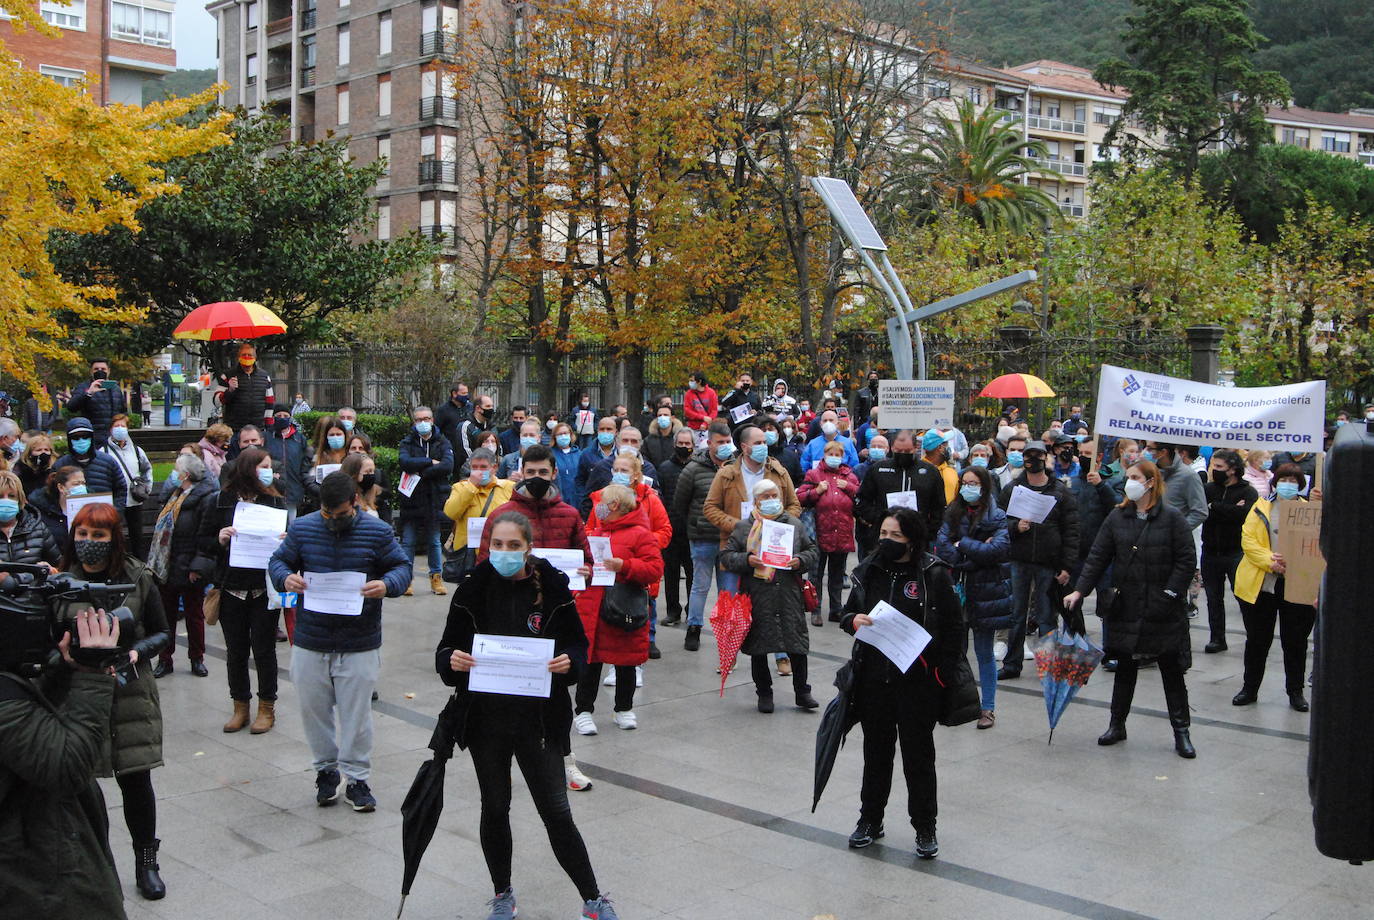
left=1032, top=627, right=1104, bottom=744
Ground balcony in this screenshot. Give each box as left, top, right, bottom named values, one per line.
left=1059, top=203, right=1085, bottom=217
left=299, top=124, right=316, bottom=143
left=420, top=96, right=459, bottom=120
left=300, top=9, right=316, bottom=30
left=419, top=224, right=458, bottom=246
left=266, top=15, right=291, bottom=35
left=1029, top=156, right=1087, bottom=178
left=1360, top=151, right=1374, bottom=167
left=418, top=158, right=459, bottom=184
left=420, top=30, right=460, bottom=57
left=1027, top=114, right=1086, bottom=135
left=300, top=66, right=316, bottom=87
left=265, top=71, right=291, bottom=91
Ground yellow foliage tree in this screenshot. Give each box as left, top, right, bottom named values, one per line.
left=0, top=3, right=229, bottom=393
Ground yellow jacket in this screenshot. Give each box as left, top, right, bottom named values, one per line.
left=935, top=461, right=958, bottom=504
left=443, top=478, right=515, bottom=548
left=1235, top=496, right=1310, bottom=604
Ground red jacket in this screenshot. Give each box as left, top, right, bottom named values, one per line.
left=684, top=385, right=718, bottom=431
left=575, top=504, right=664, bottom=666
left=590, top=481, right=672, bottom=595
left=478, top=486, right=590, bottom=561
left=797, top=463, right=859, bottom=553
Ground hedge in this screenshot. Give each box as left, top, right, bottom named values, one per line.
left=295, top=411, right=413, bottom=449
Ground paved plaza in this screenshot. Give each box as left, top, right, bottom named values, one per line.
left=107, top=576, right=1370, bottom=920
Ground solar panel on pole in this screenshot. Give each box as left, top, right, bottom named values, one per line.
left=811, top=176, right=887, bottom=251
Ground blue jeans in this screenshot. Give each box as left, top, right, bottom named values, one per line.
left=971, top=629, right=997, bottom=711
left=688, top=540, right=740, bottom=627
left=1004, top=562, right=1056, bottom=671
left=402, top=519, right=443, bottom=576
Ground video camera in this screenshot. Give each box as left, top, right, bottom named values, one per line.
left=0, top=562, right=136, bottom=676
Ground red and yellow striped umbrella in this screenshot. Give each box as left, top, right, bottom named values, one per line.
left=172, top=301, right=287, bottom=341
left=978, top=373, right=1056, bottom=399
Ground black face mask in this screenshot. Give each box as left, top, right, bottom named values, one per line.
left=359, top=473, right=377, bottom=491
left=92, top=369, right=108, bottom=381
left=273, top=417, right=292, bottom=433
left=892, top=452, right=916, bottom=469
left=674, top=445, right=693, bottom=461
left=523, top=476, right=552, bottom=500
left=876, top=539, right=907, bottom=562
left=1057, top=452, right=1076, bottom=465
left=31, top=454, right=51, bottom=469
left=1024, top=457, right=1046, bottom=474
left=1211, top=469, right=1229, bottom=485
left=326, top=511, right=357, bottom=534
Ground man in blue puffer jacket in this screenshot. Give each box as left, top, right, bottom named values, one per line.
left=269, top=472, right=411, bottom=813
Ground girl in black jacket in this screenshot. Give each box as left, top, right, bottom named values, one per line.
left=434, top=511, right=619, bottom=920
left=839, top=507, right=964, bottom=860
left=149, top=452, right=220, bottom=679
left=1066, top=460, right=1198, bottom=758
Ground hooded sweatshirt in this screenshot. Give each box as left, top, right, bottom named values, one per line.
left=763, top=379, right=797, bottom=416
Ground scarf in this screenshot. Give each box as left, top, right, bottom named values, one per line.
left=746, top=515, right=778, bottom=583
left=148, top=486, right=191, bottom=581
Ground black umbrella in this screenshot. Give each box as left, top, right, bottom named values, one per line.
left=812, top=658, right=860, bottom=813
left=397, top=696, right=460, bottom=918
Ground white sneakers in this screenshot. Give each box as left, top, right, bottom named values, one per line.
left=574, top=712, right=598, bottom=735
left=993, top=640, right=1008, bottom=662
left=613, top=710, right=638, bottom=730
left=564, top=754, right=592, bottom=791
left=635, top=667, right=643, bottom=688
left=602, top=667, right=645, bottom=687
left=603, top=669, right=616, bottom=686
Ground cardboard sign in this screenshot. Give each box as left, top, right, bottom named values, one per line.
left=877, top=380, right=955, bottom=430
left=1276, top=501, right=1324, bottom=605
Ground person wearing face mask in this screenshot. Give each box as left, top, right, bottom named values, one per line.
left=560, top=388, right=599, bottom=449
left=995, top=441, right=1079, bottom=680
left=801, top=410, right=860, bottom=471
left=58, top=502, right=172, bottom=899
left=992, top=435, right=1028, bottom=490
left=456, top=395, right=498, bottom=468
left=197, top=422, right=234, bottom=481
left=1066, top=460, right=1198, bottom=757
left=148, top=453, right=219, bottom=680
left=301, top=416, right=350, bottom=513
left=853, top=371, right=881, bottom=422
left=1062, top=405, right=1088, bottom=437
left=673, top=422, right=741, bottom=651
left=920, top=429, right=958, bottom=504
left=580, top=426, right=660, bottom=517
left=838, top=508, right=964, bottom=858
left=657, top=428, right=697, bottom=628
left=718, top=372, right=763, bottom=428
left=720, top=479, right=819, bottom=712
left=398, top=406, right=455, bottom=597
left=28, top=465, right=87, bottom=548
left=437, top=383, right=474, bottom=459
left=339, top=450, right=389, bottom=522
left=196, top=448, right=288, bottom=732
left=855, top=430, right=946, bottom=548
left=498, top=420, right=545, bottom=480
left=797, top=440, right=859, bottom=626
left=576, top=416, right=621, bottom=500
left=936, top=465, right=1011, bottom=730
left=853, top=434, right=889, bottom=558
left=683, top=372, right=719, bottom=433
left=1198, top=449, right=1258, bottom=654
left=54, top=417, right=128, bottom=514
left=66, top=358, right=127, bottom=446
left=444, top=448, right=515, bottom=578
left=14, top=432, right=56, bottom=497
left=437, top=512, right=623, bottom=920
left=855, top=433, right=889, bottom=483
left=271, top=473, right=411, bottom=813
left=216, top=343, right=276, bottom=438
left=260, top=409, right=312, bottom=524
left=98, top=414, right=153, bottom=558
left=1242, top=449, right=1273, bottom=497
left=498, top=406, right=531, bottom=456
left=549, top=422, right=585, bottom=512
left=291, top=393, right=312, bottom=417
left=760, top=417, right=802, bottom=486
left=0, top=470, right=60, bottom=586
left=763, top=378, right=798, bottom=417
left=1229, top=463, right=1318, bottom=712
left=642, top=401, right=684, bottom=470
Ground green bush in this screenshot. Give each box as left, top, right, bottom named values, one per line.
left=372, top=446, right=400, bottom=485
left=295, top=410, right=413, bottom=449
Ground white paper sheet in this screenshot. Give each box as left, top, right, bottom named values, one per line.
left=855, top=600, right=932, bottom=673
left=759, top=519, right=795, bottom=569
left=466, top=516, right=487, bottom=549
left=886, top=490, right=919, bottom=511
left=302, top=570, right=366, bottom=616
left=64, top=492, right=115, bottom=529
left=740, top=500, right=754, bottom=521
left=531, top=547, right=587, bottom=591
left=587, top=535, right=616, bottom=586
left=469, top=633, right=555, bottom=698
left=398, top=472, right=420, bottom=497
left=314, top=463, right=342, bottom=483
left=730, top=403, right=755, bottom=424
left=1007, top=485, right=1057, bottom=524
left=229, top=502, right=287, bottom=569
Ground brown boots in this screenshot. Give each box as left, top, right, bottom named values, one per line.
left=223, top=700, right=250, bottom=733
left=430, top=573, right=446, bottom=595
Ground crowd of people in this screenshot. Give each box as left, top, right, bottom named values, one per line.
left=0, top=358, right=1348, bottom=920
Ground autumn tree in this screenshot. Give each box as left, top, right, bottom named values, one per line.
left=0, top=4, right=229, bottom=393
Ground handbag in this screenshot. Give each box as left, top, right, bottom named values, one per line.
left=443, top=487, right=500, bottom=583
left=801, top=577, right=820, bottom=614
left=203, top=588, right=221, bottom=626
left=937, top=654, right=980, bottom=727
left=107, top=445, right=151, bottom=504
left=599, top=580, right=650, bottom=631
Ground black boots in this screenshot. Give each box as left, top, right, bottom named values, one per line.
left=1097, top=720, right=1128, bottom=746
left=1289, top=691, right=1310, bottom=712
left=795, top=687, right=819, bottom=710
left=1173, top=728, right=1196, bottom=759
left=684, top=625, right=701, bottom=651
left=756, top=691, right=774, bottom=713
left=134, top=839, right=166, bottom=900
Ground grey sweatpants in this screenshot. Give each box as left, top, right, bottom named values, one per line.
left=291, top=647, right=381, bottom=782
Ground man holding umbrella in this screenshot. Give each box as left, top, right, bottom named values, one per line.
left=220, top=343, right=276, bottom=440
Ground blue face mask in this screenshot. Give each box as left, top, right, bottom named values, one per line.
left=824, top=454, right=842, bottom=469
left=1006, top=450, right=1023, bottom=468
left=764, top=430, right=778, bottom=446
left=111, top=427, right=128, bottom=443
left=1140, top=449, right=1155, bottom=463
left=611, top=471, right=633, bottom=487
left=1260, top=459, right=1272, bottom=471
left=657, top=415, right=672, bottom=429
left=167, top=469, right=180, bottom=485
left=520, top=436, right=539, bottom=450
left=342, top=419, right=355, bottom=432
left=749, top=443, right=769, bottom=464
left=70, top=438, right=92, bottom=455
left=868, top=447, right=887, bottom=462
left=489, top=550, right=526, bottom=577
left=758, top=498, right=783, bottom=517
left=414, top=421, right=433, bottom=437
left=1275, top=482, right=1300, bottom=500
left=715, top=442, right=735, bottom=461
left=555, top=434, right=572, bottom=448
left=959, top=485, right=982, bottom=505
left=597, top=431, right=615, bottom=447
left=67, top=484, right=88, bottom=496
left=257, top=467, right=275, bottom=487
left=476, top=469, right=492, bottom=486
left=970, top=456, right=989, bottom=468
left=327, top=435, right=345, bottom=450
left=0, top=498, right=19, bottom=523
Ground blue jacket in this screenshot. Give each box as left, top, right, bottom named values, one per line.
left=580, top=454, right=660, bottom=517
left=53, top=451, right=127, bottom=511
left=575, top=443, right=616, bottom=499
left=66, top=381, right=126, bottom=444
left=398, top=431, right=455, bottom=523
left=552, top=445, right=583, bottom=512
left=800, top=434, right=859, bottom=472
left=269, top=511, right=411, bottom=653
left=266, top=427, right=312, bottom=508
left=935, top=503, right=1013, bottom=629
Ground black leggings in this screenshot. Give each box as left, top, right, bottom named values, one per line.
left=751, top=653, right=809, bottom=694
left=468, top=728, right=599, bottom=901
left=574, top=663, right=636, bottom=713
left=1239, top=591, right=1316, bottom=694
left=219, top=591, right=279, bottom=701
left=116, top=769, right=157, bottom=847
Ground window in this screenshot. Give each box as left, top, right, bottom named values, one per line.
left=1044, top=98, right=1060, bottom=119
left=301, top=35, right=317, bottom=68
left=1093, top=104, right=1121, bottom=125
left=1073, top=101, right=1086, bottom=122
left=337, top=86, right=350, bottom=126
left=246, top=1, right=259, bottom=28
left=421, top=1, right=437, bottom=32
left=337, top=24, right=350, bottom=68
left=377, top=136, right=390, bottom=176
left=40, top=0, right=84, bottom=30
left=378, top=11, right=392, bottom=55
left=338, top=0, right=348, bottom=8
left=377, top=74, right=391, bottom=117
left=377, top=202, right=391, bottom=240
left=1282, top=127, right=1310, bottom=148
left=965, top=86, right=982, bottom=105
left=246, top=53, right=258, bottom=84
left=111, top=3, right=172, bottom=46
left=39, top=64, right=84, bottom=88
left=1322, top=131, right=1351, bottom=153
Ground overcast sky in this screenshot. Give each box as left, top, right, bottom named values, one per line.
left=177, top=5, right=219, bottom=71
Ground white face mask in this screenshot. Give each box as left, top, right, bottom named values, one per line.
left=1124, top=479, right=1148, bottom=502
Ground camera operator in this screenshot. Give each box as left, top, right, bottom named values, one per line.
left=58, top=503, right=170, bottom=900
left=0, top=604, right=128, bottom=918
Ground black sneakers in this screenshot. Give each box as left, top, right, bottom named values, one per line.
left=915, top=824, right=939, bottom=859
left=346, top=780, right=377, bottom=812
left=848, top=821, right=884, bottom=848
left=316, top=768, right=341, bottom=806
left=684, top=625, right=701, bottom=651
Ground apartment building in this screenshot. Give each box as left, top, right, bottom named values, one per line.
left=1, top=0, right=177, bottom=103
left=1265, top=105, right=1374, bottom=166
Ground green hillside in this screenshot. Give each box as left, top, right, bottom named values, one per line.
left=932, top=0, right=1374, bottom=113
left=142, top=68, right=217, bottom=106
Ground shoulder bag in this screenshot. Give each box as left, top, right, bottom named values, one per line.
left=443, top=487, right=499, bottom=583
left=599, top=580, right=650, bottom=631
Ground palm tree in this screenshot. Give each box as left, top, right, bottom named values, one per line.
left=902, top=99, right=1059, bottom=233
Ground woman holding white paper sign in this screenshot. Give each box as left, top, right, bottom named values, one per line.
left=839, top=507, right=963, bottom=859
left=797, top=439, right=860, bottom=627
left=436, top=513, right=622, bottom=920
left=720, top=479, right=819, bottom=713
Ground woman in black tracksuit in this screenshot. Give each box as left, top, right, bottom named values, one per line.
left=435, top=511, right=619, bottom=920
left=839, top=507, right=963, bottom=861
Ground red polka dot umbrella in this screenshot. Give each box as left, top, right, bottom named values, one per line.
left=710, top=591, right=753, bottom=697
